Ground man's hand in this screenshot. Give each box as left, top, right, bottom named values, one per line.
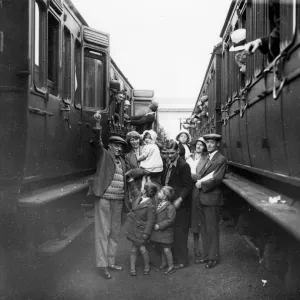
left=245, top=38, right=262, bottom=55
left=142, top=233, right=149, bottom=240
left=173, top=197, right=183, bottom=210
left=154, top=224, right=160, bottom=231
left=195, top=180, right=202, bottom=189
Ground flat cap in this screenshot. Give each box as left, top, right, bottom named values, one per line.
left=109, top=135, right=127, bottom=146
left=203, top=133, right=222, bottom=141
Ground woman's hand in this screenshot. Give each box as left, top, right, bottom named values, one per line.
left=154, top=224, right=160, bottom=231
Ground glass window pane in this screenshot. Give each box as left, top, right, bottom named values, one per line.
left=63, top=28, right=71, bottom=101
left=34, top=1, right=44, bottom=88
left=35, top=3, right=40, bottom=67
left=84, top=51, right=105, bottom=110
left=74, top=41, right=81, bottom=105
left=48, top=13, right=59, bottom=95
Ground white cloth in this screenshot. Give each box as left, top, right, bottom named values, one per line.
left=209, top=150, right=218, bottom=161
left=139, top=144, right=163, bottom=172
left=186, top=156, right=200, bottom=174
left=183, top=144, right=191, bottom=160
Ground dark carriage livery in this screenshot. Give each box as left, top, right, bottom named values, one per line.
left=187, top=0, right=300, bottom=291
left=0, top=0, right=154, bottom=258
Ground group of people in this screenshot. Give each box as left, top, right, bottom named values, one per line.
left=88, top=110, right=227, bottom=280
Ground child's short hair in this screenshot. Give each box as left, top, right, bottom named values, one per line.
left=161, top=186, right=174, bottom=201
left=144, top=182, right=159, bottom=198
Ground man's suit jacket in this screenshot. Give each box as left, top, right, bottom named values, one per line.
left=197, top=151, right=227, bottom=207
left=162, top=157, right=193, bottom=208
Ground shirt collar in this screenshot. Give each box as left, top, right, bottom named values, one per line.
left=208, top=150, right=218, bottom=161
left=169, top=155, right=179, bottom=168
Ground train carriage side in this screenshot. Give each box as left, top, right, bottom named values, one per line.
left=188, top=44, right=222, bottom=141
left=0, top=0, right=114, bottom=258
left=189, top=0, right=300, bottom=293
left=219, top=0, right=300, bottom=293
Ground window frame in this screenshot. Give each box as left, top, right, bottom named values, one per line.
left=47, top=10, right=61, bottom=97
left=62, top=26, right=72, bottom=104
left=33, top=0, right=47, bottom=94
left=74, top=39, right=82, bottom=109
left=82, top=47, right=108, bottom=111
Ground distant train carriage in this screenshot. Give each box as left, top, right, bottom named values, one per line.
left=187, top=0, right=300, bottom=292
left=0, top=0, right=154, bottom=259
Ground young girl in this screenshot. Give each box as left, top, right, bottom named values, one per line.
left=137, top=130, right=163, bottom=188
left=176, top=130, right=192, bottom=160
left=150, top=186, right=176, bottom=275
left=124, top=182, right=158, bottom=276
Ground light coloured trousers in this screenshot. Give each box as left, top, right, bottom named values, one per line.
left=95, top=198, right=123, bottom=267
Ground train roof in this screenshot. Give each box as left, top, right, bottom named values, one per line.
left=65, top=0, right=133, bottom=90
left=192, top=42, right=222, bottom=115
left=110, top=59, right=134, bottom=89
left=219, top=0, right=236, bottom=37
left=65, top=0, right=89, bottom=26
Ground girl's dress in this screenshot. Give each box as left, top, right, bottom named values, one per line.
left=150, top=201, right=176, bottom=247
left=124, top=196, right=156, bottom=245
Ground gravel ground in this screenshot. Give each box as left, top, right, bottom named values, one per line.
left=5, top=221, right=297, bottom=300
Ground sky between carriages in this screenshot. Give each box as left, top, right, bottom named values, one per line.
left=72, top=0, right=231, bottom=137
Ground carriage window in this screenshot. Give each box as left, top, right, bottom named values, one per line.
left=34, top=1, right=44, bottom=88
left=84, top=50, right=106, bottom=110
left=63, top=27, right=71, bottom=101
left=48, top=13, right=59, bottom=95
left=74, top=41, right=82, bottom=106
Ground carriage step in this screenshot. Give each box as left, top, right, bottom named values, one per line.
left=223, top=173, right=300, bottom=240
left=37, top=217, right=94, bottom=256
left=18, top=176, right=92, bottom=208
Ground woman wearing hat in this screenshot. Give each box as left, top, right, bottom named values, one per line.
left=186, top=137, right=208, bottom=259
left=124, top=131, right=145, bottom=207
left=175, top=129, right=192, bottom=161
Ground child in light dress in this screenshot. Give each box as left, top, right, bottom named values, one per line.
left=137, top=130, right=163, bottom=188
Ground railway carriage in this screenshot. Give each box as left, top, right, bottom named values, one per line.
left=187, top=0, right=300, bottom=292
left=0, top=0, right=154, bottom=259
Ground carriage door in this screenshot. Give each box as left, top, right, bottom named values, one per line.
left=80, top=27, right=110, bottom=169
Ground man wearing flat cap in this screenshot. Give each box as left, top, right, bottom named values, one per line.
left=194, top=133, right=227, bottom=269
left=89, top=124, right=129, bottom=279
left=129, top=101, right=158, bottom=134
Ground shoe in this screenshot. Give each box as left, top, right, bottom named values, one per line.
left=158, top=264, right=167, bottom=270
left=143, top=267, right=150, bottom=275
left=205, top=260, right=218, bottom=269
left=108, top=264, right=123, bottom=271
left=164, top=267, right=176, bottom=275
left=98, top=267, right=112, bottom=279
left=194, top=252, right=201, bottom=257
left=130, top=269, right=137, bottom=276
left=173, top=263, right=186, bottom=270
left=194, top=258, right=209, bottom=264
